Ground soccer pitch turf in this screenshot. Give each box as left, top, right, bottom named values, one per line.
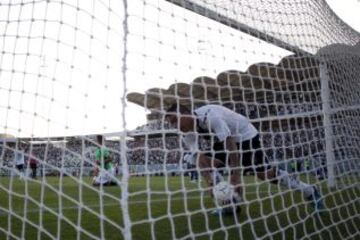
left=0, top=176, right=359, bottom=240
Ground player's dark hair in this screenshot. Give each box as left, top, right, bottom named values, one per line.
left=96, top=135, right=104, bottom=144
left=165, top=103, right=191, bottom=116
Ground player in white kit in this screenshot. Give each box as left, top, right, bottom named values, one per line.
left=14, top=150, right=25, bottom=179
left=165, top=104, right=324, bottom=215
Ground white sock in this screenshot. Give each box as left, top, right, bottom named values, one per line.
left=278, top=169, right=314, bottom=198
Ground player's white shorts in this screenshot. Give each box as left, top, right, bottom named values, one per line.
left=93, top=168, right=115, bottom=185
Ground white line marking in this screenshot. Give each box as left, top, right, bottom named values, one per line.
left=0, top=190, right=278, bottom=216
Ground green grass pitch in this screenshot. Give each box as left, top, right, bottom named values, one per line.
left=0, top=175, right=359, bottom=240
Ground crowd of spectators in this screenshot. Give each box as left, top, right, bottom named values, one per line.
left=0, top=134, right=181, bottom=176
left=227, top=103, right=322, bottom=120
left=0, top=103, right=357, bottom=176
left=0, top=126, right=355, bottom=176
left=126, top=136, right=180, bottom=164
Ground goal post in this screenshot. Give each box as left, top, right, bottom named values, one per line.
left=0, top=0, right=360, bottom=239
left=318, top=43, right=360, bottom=189
left=319, top=61, right=336, bottom=188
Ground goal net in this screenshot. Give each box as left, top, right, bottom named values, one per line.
left=1, top=0, right=360, bottom=239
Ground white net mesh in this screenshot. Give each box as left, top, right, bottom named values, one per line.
left=1, top=0, right=360, bottom=239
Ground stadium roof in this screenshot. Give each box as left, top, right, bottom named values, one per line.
left=317, top=42, right=360, bottom=61
left=126, top=43, right=360, bottom=113
left=127, top=54, right=320, bottom=111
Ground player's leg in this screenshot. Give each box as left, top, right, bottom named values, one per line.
left=226, top=157, right=242, bottom=215
left=92, top=165, right=101, bottom=186
left=31, top=165, right=37, bottom=178
left=210, top=141, right=242, bottom=196
left=108, top=166, right=117, bottom=185
left=250, top=135, right=324, bottom=210
left=197, top=154, right=224, bottom=196
left=20, top=164, right=25, bottom=179
left=257, top=167, right=324, bottom=210
left=193, top=167, right=199, bottom=181
left=16, top=164, right=24, bottom=179
left=201, top=143, right=242, bottom=215
left=190, top=169, right=197, bottom=182
left=228, top=154, right=242, bottom=196
left=213, top=141, right=242, bottom=207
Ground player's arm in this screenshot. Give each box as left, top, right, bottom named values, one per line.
left=182, top=130, right=224, bottom=167
left=224, top=136, right=242, bottom=195
left=208, top=116, right=242, bottom=195
left=93, top=162, right=100, bottom=176
left=104, top=152, right=112, bottom=164
left=225, top=136, right=239, bottom=165
left=98, top=148, right=112, bottom=166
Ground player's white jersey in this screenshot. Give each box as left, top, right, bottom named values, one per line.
left=194, top=105, right=258, bottom=142
left=14, top=150, right=25, bottom=165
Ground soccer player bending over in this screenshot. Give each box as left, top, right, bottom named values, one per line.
left=92, top=135, right=117, bottom=186
left=165, top=104, right=324, bottom=215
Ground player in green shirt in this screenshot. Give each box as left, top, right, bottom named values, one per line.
left=92, top=135, right=117, bottom=186
left=95, top=147, right=112, bottom=170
